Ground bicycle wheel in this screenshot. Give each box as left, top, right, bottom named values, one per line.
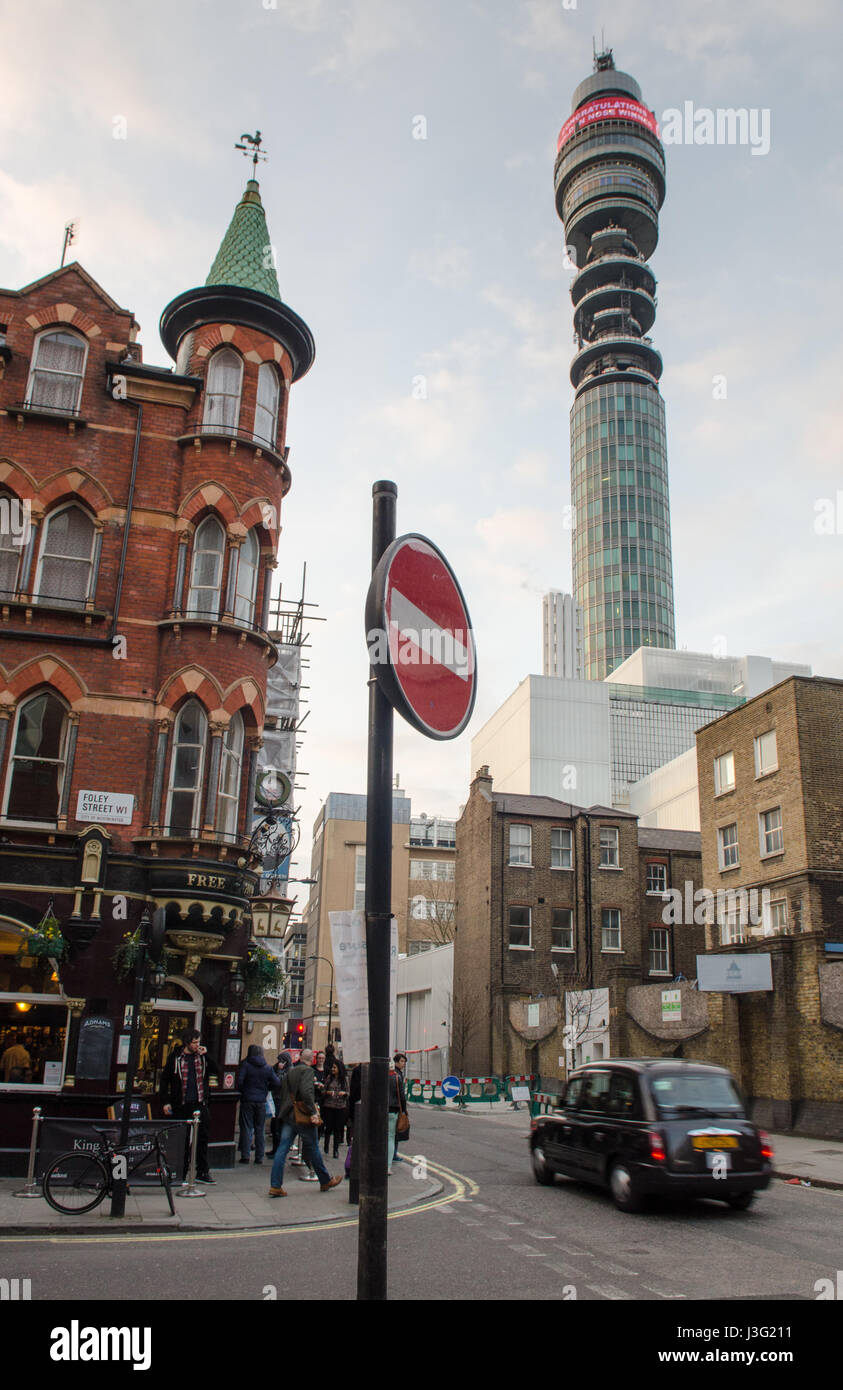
left=43, top=1152, right=109, bottom=1214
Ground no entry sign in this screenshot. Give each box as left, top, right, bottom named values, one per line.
left=365, top=533, right=477, bottom=739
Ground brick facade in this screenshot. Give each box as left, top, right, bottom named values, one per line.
left=454, top=767, right=703, bottom=1078
left=0, top=182, right=314, bottom=1169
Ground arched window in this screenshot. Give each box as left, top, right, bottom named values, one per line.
left=233, top=529, right=259, bottom=624
left=165, top=701, right=207, bottom=834
left=254, top=363, right=280, bottom=446
left=0, top=492, right=24, bottom=598
left=3, top=691, right=68, bottom=823
left=186, top=517, right=225, bottom=617
left=34, top=505, right=96, bottom=608
left=216, top=711, right=244, bottom=839
left=26, top=329, right=87, bottom=413
left=203, top=349, right=242, bottom=433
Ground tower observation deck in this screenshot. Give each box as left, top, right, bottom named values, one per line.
left=555, top=49, right=676, bottom=680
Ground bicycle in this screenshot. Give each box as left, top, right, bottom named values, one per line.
left=42, top=1125, right=178, bottom=1216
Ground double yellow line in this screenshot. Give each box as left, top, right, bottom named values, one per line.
left=0, top=1159, right=478, bottom=1246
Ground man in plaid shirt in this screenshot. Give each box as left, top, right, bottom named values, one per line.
left=162, top=1029, right=218, bottom=1183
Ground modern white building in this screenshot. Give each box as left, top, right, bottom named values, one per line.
left=472, top=647, right=812, bottom=817
left=542, top=591, right=583, bottom=680
left=395, top=941, right=453, bottom=1081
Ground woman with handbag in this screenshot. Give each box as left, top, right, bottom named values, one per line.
left=268, top=1049, right=342, bottom=1197
left=321, top=1059, right=348, bottom=1158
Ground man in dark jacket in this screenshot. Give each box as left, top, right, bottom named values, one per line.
left=268, top=1049, right=342, bottom=1197
left=161, top=1030, right=218, bottom=1183
left=237, top=1045, right=279, bottom=1165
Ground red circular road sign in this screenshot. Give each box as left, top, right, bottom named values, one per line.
left=365, top=534, right=477, bottom=740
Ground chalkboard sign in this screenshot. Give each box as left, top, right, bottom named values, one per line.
left=75, top=1016, right=114, bottom=1081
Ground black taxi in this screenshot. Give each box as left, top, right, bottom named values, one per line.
left=529, top=1059, right=773, bottom=1213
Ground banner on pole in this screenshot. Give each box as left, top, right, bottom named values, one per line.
left=330, top=910, right=398, bottom=1063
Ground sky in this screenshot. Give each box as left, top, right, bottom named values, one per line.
left=1, top=0, right=841, bottom=856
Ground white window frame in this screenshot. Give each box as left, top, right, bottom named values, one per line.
left=409, top=859, right=454, bottom=882
left=718, top=822, right=740, bottom=870
left=233, top=528, right=259, bottom=625
left=1, top=691, right=68, bottom=827
left=216, top=711, right=244, bottom=839
left=759, top=806, right=783, bottom=858
left=165, top=700, right=207, bottom=835
left=551, top=907, right=574, bottom=952
left=508, top=905, right=532, bottom=949
left=203, top=348, right=243, bottom=433
left=713, top=751, right=735, bottom=796
left=601, top=908, right=622, bottom=951
left=33, top=503, right=96, bottom=609
left=0, top=990, right=70, bottom=1091
left=353, top=846, right=366, bottom=911
left=186, top=516, right=226, bottom=618
left=509, top=824, right=532, bottom=867
left=761, top=898, right=789, bottom=937
left=551, top=826, right=573, bottom=870
left=648, top=926, right=670, bottom=974
left=754, top=729, right=778, bottom=778
left=599, top=825, right=620, bottom=868
left=646, top=862, right=668, bottom=894
left=25, top=328, right=87, bottom=414
left=254, top=362, right=280, bottom=447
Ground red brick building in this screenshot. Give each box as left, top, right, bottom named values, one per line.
left=0, top=176, right=314, bottom=1169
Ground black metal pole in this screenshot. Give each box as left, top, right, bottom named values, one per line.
left=357, top=479, right=396, bottom=1301
left=110, top=907, right=150, bottom=1217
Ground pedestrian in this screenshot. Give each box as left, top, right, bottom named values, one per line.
left=391, top=1052, right=409, bottom=1165
left=269, top=1048, right=343, bottom=1197
left=161, top=1029, right=218, bottom=1184
left=237, top=1044, right=279, bottom=1165
left=322, top=1042, right=337, bottom=1076
left=1, top=1033, right=31, bottom=1083
left=387, top=1057, right=406, bottom=1176
left=321, top=1060, right=348, bottom=1158
left=269, top=1050, right=293, bottom=1156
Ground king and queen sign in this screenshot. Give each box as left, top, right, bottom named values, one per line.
left=36, top=1118, right=187, bottom=1185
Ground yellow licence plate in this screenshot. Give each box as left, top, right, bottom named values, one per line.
left=692, top=1135, right=739, bottom=1150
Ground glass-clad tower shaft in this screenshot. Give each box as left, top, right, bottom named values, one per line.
left=555, top=50, right=675, bottom=680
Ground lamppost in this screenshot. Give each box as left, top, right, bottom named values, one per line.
left=110, top=905, right=167, bottom=1218
left=307, top=954, right=335, bottom=1049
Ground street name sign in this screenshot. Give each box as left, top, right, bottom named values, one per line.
left=366, top=534, right=476, bottom=740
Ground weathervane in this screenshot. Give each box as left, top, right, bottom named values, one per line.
left=235, top=130, right=268, bottom=175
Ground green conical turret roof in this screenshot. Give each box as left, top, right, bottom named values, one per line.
left=205, top=180, right=280, bottom=300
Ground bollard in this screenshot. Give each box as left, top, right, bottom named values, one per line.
left=178, top=1111, right=207, bottom=1199
left=14, top=1108, right=43, bottom=1198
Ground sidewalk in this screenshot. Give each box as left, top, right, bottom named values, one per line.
left=0, top=1153, right=441, bottom=1234
left=427, top=1100, right=843, bottom=1190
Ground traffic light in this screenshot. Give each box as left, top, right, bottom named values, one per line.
left=296, top=1022, right=306, bottom=1041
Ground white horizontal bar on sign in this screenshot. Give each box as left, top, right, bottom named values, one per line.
left=387, top=587, right=471, bottom=682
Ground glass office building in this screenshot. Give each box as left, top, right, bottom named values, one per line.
left=555, top=50, right=676, bottom=678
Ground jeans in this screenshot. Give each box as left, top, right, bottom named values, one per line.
left=387, top=1112, right=398, bottom=1172
left=270, top=1120, right=331, bottom=1189
left=239, top=1101, right=267, bottom=1161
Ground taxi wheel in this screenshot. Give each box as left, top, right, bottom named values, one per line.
left=609, top=1161, right=644, bottom=1213
left=531, top=1145, right=555, bottom=1186
left=725, top=1191, right=755, bottom=1211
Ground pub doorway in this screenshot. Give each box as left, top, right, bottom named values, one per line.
left=134, top=978, right=201, bottom=1096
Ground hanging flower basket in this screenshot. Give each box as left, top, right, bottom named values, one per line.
left=19, top=913, right=67, bottom=961
left=244, top=945, right=286, bottom=1003
left=113, top=929, right=173, bottom=982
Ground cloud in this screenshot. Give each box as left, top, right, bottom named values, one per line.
left=408, top=242, right=472, bottom=290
